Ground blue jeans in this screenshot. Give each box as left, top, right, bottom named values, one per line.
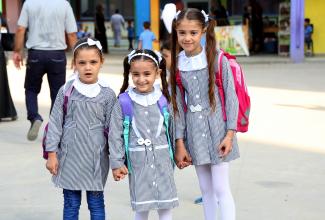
left=25, top=49, right=66, bottom=121
left=63, top=189, right=105, bottom=220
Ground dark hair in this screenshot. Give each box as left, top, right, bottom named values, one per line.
left=161, top=39, right=171, bottom=51
left=305, top=18, right=310, bottom=23
left=143, top=21, right=151, bottom=29
left=73, top=37, right=104, bottom=62
left=115, top=9, right=119, bottom=14
left=170, top=8, right=216, bottom=114
left=120, top=49, right=170, bottom=102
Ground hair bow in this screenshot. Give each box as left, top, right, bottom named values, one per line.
left=154, top=50, right=162, bottom=64
left=201, top=10, right=209, bottom=23
left=87, top=38, right=102, bottom=50
left=161, top=3, right=177, bottom=33
left=127, top=50, right=136, bottom=63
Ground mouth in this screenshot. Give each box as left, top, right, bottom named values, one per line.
left=84, top=73, right=93, bottom=77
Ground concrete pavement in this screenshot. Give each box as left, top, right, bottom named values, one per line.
left=1, top=51, right=325, bottom=220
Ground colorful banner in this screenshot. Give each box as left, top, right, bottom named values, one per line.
left=215, top=25, right=250, bottom=56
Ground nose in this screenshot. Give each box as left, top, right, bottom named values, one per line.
left=184, top=33, right=191, bottom=42
left=85, top=62, right=91, bottom=70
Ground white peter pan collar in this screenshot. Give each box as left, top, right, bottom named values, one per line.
left=68, top=73, right=109, bottom=98
left=178, top=48, right=207, bottom=71
left=128, top=84, right=162, bottom=107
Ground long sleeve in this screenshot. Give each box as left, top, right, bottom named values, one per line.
left=108, top=101, right=126, bottom=169
left=221, top=57, right=239, bottom=130
left=45, top=86, right=65, bottom=152
left=174, top=87, right=186, bottom=140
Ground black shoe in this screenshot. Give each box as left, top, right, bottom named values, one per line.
left=27, top=119, right=42, bottom=141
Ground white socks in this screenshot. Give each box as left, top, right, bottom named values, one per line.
left=195, top=163, right=235, bottom=220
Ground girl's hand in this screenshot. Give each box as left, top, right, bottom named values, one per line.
left=175, top=139, right=192, bottom=169
left=112, top=166, right=128, bottom=181
left=46, top=152, right=59, bottom=175
left=218, top=131, right=235, bottom=158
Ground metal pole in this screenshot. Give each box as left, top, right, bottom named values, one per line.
left=290, top=0, right=305, bottom=63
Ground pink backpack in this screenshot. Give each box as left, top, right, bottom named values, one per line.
left=176, top=50, right=250, bottom=133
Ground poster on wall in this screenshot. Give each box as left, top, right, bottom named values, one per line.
left=215, top=25, right=250, bottom=56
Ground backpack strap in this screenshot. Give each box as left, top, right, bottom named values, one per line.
left=118, top=92, right=133, bottom=173
left=215, top=49, right=227, bottom=121
left=157, top=95, right=174, bottom=163
left=176, top=70, right=187, bottom=113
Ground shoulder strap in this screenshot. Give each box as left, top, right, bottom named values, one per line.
left=215, top=50, right=227, bottom=121
left=118, top=92, right=133, bottom=173
left=157, top=95, right=174, bottom=163
left=63, top=84, right=74, bottom=115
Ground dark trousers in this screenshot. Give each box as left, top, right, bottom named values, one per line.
left=128, top=37, right=134, bottom=50
left=24, top=49, right=66, bottom=122
left=63, top=189, right=105, bottom=220
left=0, top=45, right=17, bottom=119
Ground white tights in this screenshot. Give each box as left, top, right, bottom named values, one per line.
left=195, top=163, right=235, bottom=220
left=134, top=209, right=172, bottom=220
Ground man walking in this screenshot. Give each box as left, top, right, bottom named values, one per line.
left=13, top=0, right=77, bottom=141
left=110, top=9, right=125, bottom=47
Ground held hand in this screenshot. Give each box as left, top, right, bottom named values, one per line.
left=12, top=51, right=24, bottom=69
left=112, top=166, right=128, bottom=181
left=175, top=139, right=192, bottom=169
left=46, top=153, right=59, bottom=176
left=218, top=136, right=233, bottom=158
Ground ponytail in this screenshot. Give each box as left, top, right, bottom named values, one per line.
left=159, top=57, right=170, bottom=103
left=205, top=19, right=217, bottom=112
left=119, top=57, right=130, bottom=94
left=170, top=20, right=179, bottom=115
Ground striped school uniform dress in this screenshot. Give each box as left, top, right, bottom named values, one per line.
left=109, top=86, right=178, bottom=212
left=175, top=49, right=240, bottom=165
left=45, top=79, right=116, bottom=191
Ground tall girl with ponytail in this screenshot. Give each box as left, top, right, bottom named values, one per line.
left=109, top=49, right=178, bottom=220
left=169, top=7, right=240, bottom=220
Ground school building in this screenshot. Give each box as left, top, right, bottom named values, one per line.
left=1, top=0, right=324, bottom=55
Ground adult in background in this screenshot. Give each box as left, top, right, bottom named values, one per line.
left=110, top=9, right=125, bottom=47
left=0, top=12, right=17, bottom=121
left=95, top=3, right=109, bottom=53
left=13, top=0, right=77, bottom=141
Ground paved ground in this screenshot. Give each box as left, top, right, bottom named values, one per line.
left=1, top=50, right=325, bottom=220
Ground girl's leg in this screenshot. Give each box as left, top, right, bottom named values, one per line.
left=63, top=189, right=82, bottom=220
left=157, top=209, right=172, bottom=220
left=211, top=163, right=235, bottom=220
left=86, top=191, right=105, bottom=220
left=195, top=165, right=218, bottom=220
left=134, top=211, right=149, bottom=220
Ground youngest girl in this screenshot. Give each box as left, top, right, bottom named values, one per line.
left=109, top=49, right=178, bottom=220
left=45, top=37, right=116, bottom=219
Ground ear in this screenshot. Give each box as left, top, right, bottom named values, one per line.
left=203, top=27, right=207, bottom=33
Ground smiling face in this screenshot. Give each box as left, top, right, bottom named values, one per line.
left=74, top=48, right=103, bottom=84
left=176, top=18, right=205, bottom=56
left=130, top=59, right=160, bottom=93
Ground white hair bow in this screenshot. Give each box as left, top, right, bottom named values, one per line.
left=73, top=38, right=102, bottom=54
left=201, top=10, right=209, bottom=23
left=161, top=3, right=177, bottom=33
left=87, top=38, right=102, bottom=50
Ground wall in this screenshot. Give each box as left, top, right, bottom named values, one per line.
left=305, top=0, right=325, bottom=54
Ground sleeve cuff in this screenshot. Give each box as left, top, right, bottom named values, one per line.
left=110, top=159, right=126, bottom=170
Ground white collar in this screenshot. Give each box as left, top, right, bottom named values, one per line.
left=128, top=84, right=162, bottom=107
left=178, top=48, right=207, bottom=71
left=68, top=73, right=109, bottom=98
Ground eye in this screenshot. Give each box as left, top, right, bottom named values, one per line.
left=177, top=31, right=185, bottom=36
left=191, top=31, right=198, bottom=36
left=78, top=61, right=86, bottom=65
left=131, top=72, right=140, bottom=77
left=90, top=60, right=99, bottom=64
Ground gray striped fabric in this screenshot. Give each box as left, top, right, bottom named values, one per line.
left=109, top=91, right=178, bottom=212
left=45, top=80, right=117, bottom=191
left=175, top=56, right=240, bottom=165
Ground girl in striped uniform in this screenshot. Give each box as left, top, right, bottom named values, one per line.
left=169, top=8, right=240, bottom=220
left=45, top=37, right=116, bottom=220
left=108, top=49, right=178, bottom=220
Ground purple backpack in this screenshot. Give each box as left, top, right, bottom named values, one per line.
left=118, top=92, right=173, bottom=173
left=42, top=85, right=74, bottom=160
